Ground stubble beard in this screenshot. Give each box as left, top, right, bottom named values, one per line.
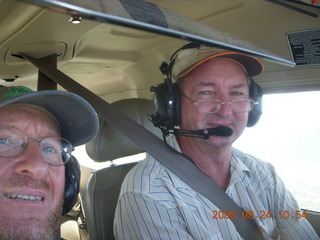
left=0, top=198, right=63, bottom=240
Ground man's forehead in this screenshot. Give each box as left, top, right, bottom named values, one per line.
left=193, top=81, right=248, bottom=88
left=1, top=104, right=45, bottom=114
left=0, top=104, right=61, bottom=133
left=183, top=75, right=249, bottom=91
left=0, top=105, right=46, bottom=122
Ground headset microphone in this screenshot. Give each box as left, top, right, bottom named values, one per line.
left=206, top=126, right=233, bottom=138
left=156, top=125, right=233, bottom=164
left=170, top=126, right=233, bottom=140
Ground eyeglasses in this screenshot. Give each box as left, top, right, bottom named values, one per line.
left=0, top=126, right=73, bottom=166
left=182, top=94, right=257, bottom=113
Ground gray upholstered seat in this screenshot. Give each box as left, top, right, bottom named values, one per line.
left=82, top=98, right=162, bottom=240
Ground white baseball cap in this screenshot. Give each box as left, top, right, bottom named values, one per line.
left=172, top=44, right=264, bottom=79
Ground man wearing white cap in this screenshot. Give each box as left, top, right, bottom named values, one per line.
left=0, top=85, right=99, bottom=240
left=114, top=44, right=319, bottom=239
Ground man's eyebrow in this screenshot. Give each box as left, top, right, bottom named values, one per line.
left=195, top=81, right=215, bottom=87
left=232, top=83, right=248, bottom=89
left=194, top=82, right=248, bottom=88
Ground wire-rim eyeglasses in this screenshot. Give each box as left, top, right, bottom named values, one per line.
left=0, top=125, right=73, bottom=166
left=181, top=93, right=258, bottom=113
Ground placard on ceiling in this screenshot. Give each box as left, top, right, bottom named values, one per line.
left=287, top=28, right=320, bottom=66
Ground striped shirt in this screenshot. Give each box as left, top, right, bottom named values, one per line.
left=114, top=136, right=319, bottom=240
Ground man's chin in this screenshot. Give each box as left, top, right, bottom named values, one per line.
left=0, top=206, right=62, bottom=240
left=207, top=135, right=234, bottom=148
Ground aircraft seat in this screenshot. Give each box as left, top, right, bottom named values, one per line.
left=82, top=98, right=162, bottom=240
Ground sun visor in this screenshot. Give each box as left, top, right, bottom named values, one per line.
left=22, top=0, right=295, bottom=67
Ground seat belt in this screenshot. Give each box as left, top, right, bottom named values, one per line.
left=22, top=54, right=264, bottom=240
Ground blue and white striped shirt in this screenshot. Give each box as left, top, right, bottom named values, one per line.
left=114, top=137, right=319, bottom=240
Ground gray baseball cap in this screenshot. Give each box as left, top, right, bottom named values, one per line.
left=0, top=85, right=99, bottom=147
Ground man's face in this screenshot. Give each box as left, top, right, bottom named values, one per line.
left=179, top=58, right=250, bottom=148
left=0, top=105, right=65, bottom=240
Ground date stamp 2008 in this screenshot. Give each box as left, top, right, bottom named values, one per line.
left=212, top=210, right=307, bottom=220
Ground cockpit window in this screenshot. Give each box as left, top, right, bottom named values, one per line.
left=234, top=91, right=320, bottom=211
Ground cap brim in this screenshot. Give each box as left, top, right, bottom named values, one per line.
left=0, top=90, right=99, bottom=147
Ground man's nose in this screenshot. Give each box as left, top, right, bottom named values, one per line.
left=13, top=141, right=49, bottom=178
left=216, top=101, right=233, bottom=116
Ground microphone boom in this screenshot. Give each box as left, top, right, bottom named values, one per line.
left=172, top=126, right=233, bottom=139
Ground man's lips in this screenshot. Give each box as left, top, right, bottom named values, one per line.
left=207, top=122, right=231, bottom=128
left=4, top=193, right=44, bottom=201
left=2, top=176, right=50, bottom=203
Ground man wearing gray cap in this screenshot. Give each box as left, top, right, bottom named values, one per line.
left=0, top=85, right=99, bottom=240
left=114, top=44, right=319, bottom=239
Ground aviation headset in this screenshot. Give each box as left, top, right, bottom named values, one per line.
left=63, top=155, right=81, bottom=215
left=150, top=42, right=263, bottom=130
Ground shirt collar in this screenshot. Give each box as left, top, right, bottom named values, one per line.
left=231, top=148, right=252, bottom=176
left=167, top=135, right=253, bottom=183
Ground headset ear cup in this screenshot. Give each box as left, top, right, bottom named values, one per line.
left=153, top=82, right=169, bottom=126
left=153, top=79, right=181, bottom=129
left=171, top=82, right=181, bottom=127
left=247, top=78, right=263, bottom=127
left=63, top=155, right=80, bottom=215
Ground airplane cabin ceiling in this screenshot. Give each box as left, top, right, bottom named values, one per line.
left=0, top=0, right=319, bottom=99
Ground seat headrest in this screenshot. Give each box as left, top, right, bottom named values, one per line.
left=86, top=98, right=162, bottom=162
